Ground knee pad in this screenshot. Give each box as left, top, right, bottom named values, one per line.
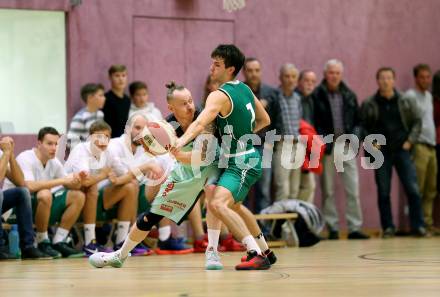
left=136, top=212, right=164, bottom=231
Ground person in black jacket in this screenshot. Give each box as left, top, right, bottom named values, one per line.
left=360, top=67, right=426, bottom=238
left=312, top=59, right=369, bottom=240
left=243, top=57, right=278, bottom=213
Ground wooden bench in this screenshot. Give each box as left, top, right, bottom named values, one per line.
left=254, top=213, right=299, bottom=248
left=3, top=213, right=300, bottom=248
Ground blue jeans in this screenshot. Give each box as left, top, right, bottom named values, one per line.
left=0, top=187, right=35, bottom=249
left=374, top=149, right=424, bottom=231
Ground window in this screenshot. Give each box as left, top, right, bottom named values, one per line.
left=0, top=9, right=66, bottom=134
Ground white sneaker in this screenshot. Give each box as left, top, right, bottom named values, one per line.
left=88, top=251, right=126, bottom=268
left=205, top=247, right=223, bottom=270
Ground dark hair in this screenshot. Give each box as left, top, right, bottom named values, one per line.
left=299, top=69, right=315, bottom=81
left=413, top=64, right=431, bottom=77
left=376, top=67, right=396, bottom=80
left=108, top=64, right=127, bottom=76
left=80, top=83, right=105, bottom=103
left=433, top=70, right=440, bottom=99
left=89, top=120, right=112, bottom=135
left=165, top=81, right=185, bottom=101
left=129, top=81, right=148, bottom=97
left=38, top=127, right=59, bottom=141
left=211, top=44, right=245, bottom=77
left=243, top=57, right=259, bottom=70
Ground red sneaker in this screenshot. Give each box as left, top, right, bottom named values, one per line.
left=219, top=234, right=246, bottom=252
left=193, top=238, right=208, bottom=253
left=241, top=249, right=277, bottom=264
left=235, top=251, right=271, bottom=270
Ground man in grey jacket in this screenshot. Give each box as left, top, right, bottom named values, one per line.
left=360, top=67, right=426, bottom=237
left=404, top=64, right=436, bottom=235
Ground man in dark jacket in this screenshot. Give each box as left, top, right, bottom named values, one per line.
left=360, top=67, right=426, bottom=238
left=243, top=57, right=278, bottom=213
left=312, top=59, right=368, bottom=240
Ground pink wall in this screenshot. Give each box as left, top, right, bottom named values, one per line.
left=2, top=0, right=440, bottom=230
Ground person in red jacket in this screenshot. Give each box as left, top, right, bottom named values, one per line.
left=298, top=120, right=325, bottom=203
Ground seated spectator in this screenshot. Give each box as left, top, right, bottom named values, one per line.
left=3, top=127, right=85, bottom=258
left=360, top=67, right=426, bottom=237
left=128, top=81, right=163, bottom=121
left=64, top=120, right=137, bottom=256
left=0, top=136, right=50, bottom=260
left=66, top=83, right=105, bottom=148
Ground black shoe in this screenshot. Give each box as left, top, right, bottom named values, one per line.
left=53, top=242, right=84, bottom=258
left=264, top=249, right=277, bottom=265
left=411, top=227, right=428, bottom=238
left=382, top=228, right=395, bottom=239
left=0, top=250, right=17, bottom=260
left=38, top=240, right=62, bottom=259
left=21, top=247, right=53, bottom=260
left=348, top=231, right=370, bottom=240
left=328, top=230, right=339, bottom=240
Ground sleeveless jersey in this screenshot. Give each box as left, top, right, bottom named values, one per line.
left=217, top=80, right=257, bottom=155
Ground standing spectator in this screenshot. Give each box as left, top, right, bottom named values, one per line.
left=243, top=57, right=278, bottom=213
left=128, top=81, right=163, bottom=121
left=273, top=64, right=303, bottom=202
left=361, top=67, right=426, bottom=237
left=296, top=70, right=318, bottom=203
left=312, top=59, right=369, bottom=240
left=433, top=70, right=440, bottom=235
left=297, top=70, right=317, bottom=125
left=67, top=83, right=105, bottom=148
left=404, top=64, right=437, bottom=235
left=103, top=65, right=131, bottom=138
left=202, top=75, right=220, bottom=107
left=0, top=137, right=51, bottom=260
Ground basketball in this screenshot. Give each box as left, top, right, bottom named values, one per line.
left=138, top=120, right=177, bottom=155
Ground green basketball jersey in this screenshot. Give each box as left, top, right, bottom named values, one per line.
left=217, top=80, right=257, bottom=155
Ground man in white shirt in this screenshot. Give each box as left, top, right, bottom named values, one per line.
left=1, top=137, right=52, bottom=260
left=4, top=128, right=85, bottom=258
left=107, top=113, right=171, bottom=255
left=65, top=120, right=161, bottom=256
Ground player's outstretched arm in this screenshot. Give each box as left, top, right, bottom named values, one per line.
left=253, top=95, right=271, bottom=133
left=176, top=90, right=227, bottom=148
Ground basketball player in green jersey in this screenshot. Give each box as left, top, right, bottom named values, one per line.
left=175, top=44, right=274, bottom=270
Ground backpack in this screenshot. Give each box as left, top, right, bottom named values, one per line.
left=260, top=199, right=324, bottom=247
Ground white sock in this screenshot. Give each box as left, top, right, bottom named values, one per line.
left=36, top=231, right=49, bottom=243
left=158, top=226, right=171, bottom=241
left=242, top=235, right=262, bottom=254
left=207, top=229, right=221, bottom=250
left=84, top=224, right=96, bottom=246
left=116, top=221, right=130, bottom=245
left=255, top=233, right=269, bottom=253
left=119, top=237, right=139, bottom=259
left=52, top=228, right=69, bottom=244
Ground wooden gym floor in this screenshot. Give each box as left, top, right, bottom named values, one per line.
left=1, top=238, right=440, bottom=297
